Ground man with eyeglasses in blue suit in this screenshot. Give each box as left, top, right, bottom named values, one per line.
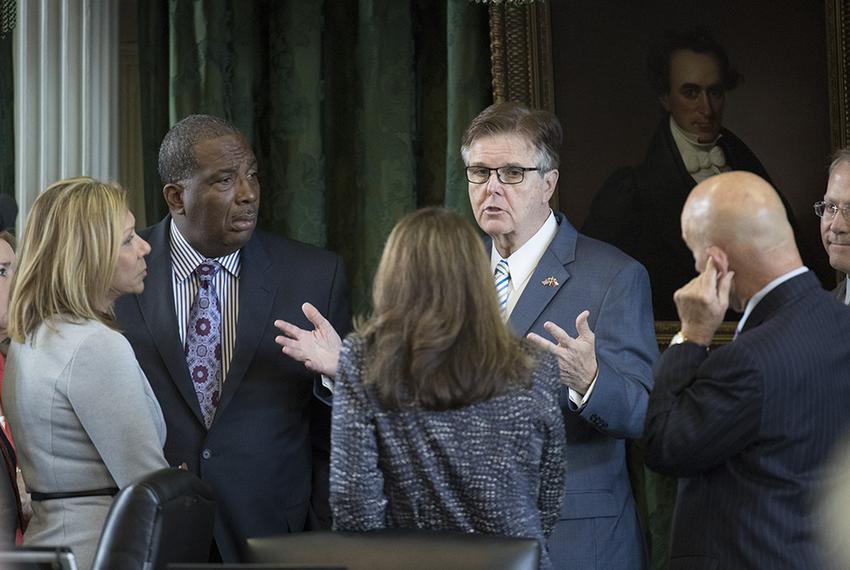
left=818, top=150, right=850, bottom=305
left=275, top=102, right=659, bottom=569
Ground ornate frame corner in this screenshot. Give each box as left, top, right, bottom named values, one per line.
left=827, top=0, right=850, bottom=151
left=488, top=0, right=555, bottom=111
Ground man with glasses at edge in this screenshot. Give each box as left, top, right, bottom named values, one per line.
left=817, top=150, right=850, bottom=305
left=275, top=102, right=658, bottom=569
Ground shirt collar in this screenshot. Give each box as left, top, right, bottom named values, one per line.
left=845, top=276, right=850, bottom=305
left=737, top=266, right=808, bottom=332
left=169, top=220, right=241, bottom=282
left=490, top=211, right=557, bottom=287
left=669, top=115, right=721, bottom=148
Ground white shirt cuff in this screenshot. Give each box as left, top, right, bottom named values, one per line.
left=321, top=374, right=334, bottom=394
left=568, top=371, right=599, bottom=409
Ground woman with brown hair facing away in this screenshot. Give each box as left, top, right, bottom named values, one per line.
left=329, top=207, right=566, bottom=569
left=2, top=177, right=168, bottom=569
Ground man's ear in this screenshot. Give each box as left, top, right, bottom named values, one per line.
left=705, top=245, right=729, bottom=276
left=543, top=169, right=559, bottom=202
left=658, top=93, right=671, bottom=113
left=163, top=183, right=185, bottom=215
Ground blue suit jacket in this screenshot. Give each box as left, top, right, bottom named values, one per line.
left=114, top=217, right=351, bottom=562
left=498, top=212, right=658, bottom=569
left=645, top=271, right=850, bottom=569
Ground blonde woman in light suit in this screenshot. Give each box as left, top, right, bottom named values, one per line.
left=2, top=177, right=168, bottom=570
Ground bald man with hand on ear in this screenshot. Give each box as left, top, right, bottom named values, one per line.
left=644, top=171, right=850, bottom=569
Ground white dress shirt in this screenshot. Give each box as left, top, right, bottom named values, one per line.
left=490, top=212, right=558, bottom=317
left=736, top=266, right=809, bottom=335
left=490, top=211, right=597, bottom=407
left=170, top=221, right=241, bottom=383
left=669, top=117, right=730, bottom=183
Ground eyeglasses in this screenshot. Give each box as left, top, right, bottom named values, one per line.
left=465, top=165, right=540, bottom=185
left=814, top=200, right=850, bottom=222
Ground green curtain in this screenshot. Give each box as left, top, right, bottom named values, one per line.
left=138, top=0, right=490, bottom=313
left=0, top=12, right=14, bottom=201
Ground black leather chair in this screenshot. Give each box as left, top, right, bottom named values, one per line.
left=90, top=467, right=215, bottom=570
left=244, top=529, right=540, bottom=570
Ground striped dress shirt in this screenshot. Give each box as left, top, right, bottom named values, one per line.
left=170, top=221, right=240, bottom=383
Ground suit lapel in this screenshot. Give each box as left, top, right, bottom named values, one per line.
left=741, top=271, right=818, bottom=334
left=214, top=232, right=274, bottom=417
left=508, top=213, right=575, bottom=336
left=137, top=219, right=205, bottom=425
left=835, top=278, right=847, bottom=304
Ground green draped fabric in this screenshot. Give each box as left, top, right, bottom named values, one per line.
left=0, top=27, right=13, bottom=201
left=138, top=0, right=490, bottom=313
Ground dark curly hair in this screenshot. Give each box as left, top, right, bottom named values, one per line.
left=647, top=27, right=741, bottom=96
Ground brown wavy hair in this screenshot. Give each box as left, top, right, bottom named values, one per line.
left=357, top=207, right=532, bottom=410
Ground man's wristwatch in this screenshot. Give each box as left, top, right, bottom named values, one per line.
left=669, top=330, right=708, bottom=349
left=669, top=330, right=689, bottom=346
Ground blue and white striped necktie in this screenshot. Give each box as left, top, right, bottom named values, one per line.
left=494, top=259, right=511, bottom=319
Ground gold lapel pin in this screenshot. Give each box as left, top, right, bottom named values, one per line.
left=541, top=276, right=559, bottom=288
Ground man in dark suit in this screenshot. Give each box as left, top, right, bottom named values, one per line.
left=583, top=28, right=798, bottom=320
left=275, top=103, right=658, bottom=569
left=114, top=115, right=351, bottom=562
left=644, top=171, right=850, bottom=569
left=819, top=150, right=850, bottom=304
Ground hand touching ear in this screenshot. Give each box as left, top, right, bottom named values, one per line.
left=673, top=256, right=734, bottom=346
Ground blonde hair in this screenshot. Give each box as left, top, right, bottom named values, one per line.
left=8, top=177, right=128, bottom=342
left=358, top=207, right=532, bottom=410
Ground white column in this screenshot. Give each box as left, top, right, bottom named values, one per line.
left=14, top=0, right=119, bottom=235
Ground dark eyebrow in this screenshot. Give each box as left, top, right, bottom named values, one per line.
left=680, top=82, right=723, bottom=91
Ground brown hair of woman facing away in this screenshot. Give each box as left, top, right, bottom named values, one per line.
left=357, top=207, right=532, bottom=410
left=7, top=177, right=128, bottom=342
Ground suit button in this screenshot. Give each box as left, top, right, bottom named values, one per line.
left=201, top=449, right=212, bottom=460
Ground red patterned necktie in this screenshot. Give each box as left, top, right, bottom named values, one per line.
left=185, top=260, right=222, bottom=428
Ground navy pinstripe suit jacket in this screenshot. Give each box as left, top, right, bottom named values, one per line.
left=645, top=271, right=850, bottom=569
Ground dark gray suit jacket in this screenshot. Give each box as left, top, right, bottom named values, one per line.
left=114, top=217, right=351, bottom=562
left=645, top=271, right=850, bottom=569
left=500, top=213, right=658, bottom=570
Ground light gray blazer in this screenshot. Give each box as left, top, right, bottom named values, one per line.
left=2, top=318, right=168, bottom=570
